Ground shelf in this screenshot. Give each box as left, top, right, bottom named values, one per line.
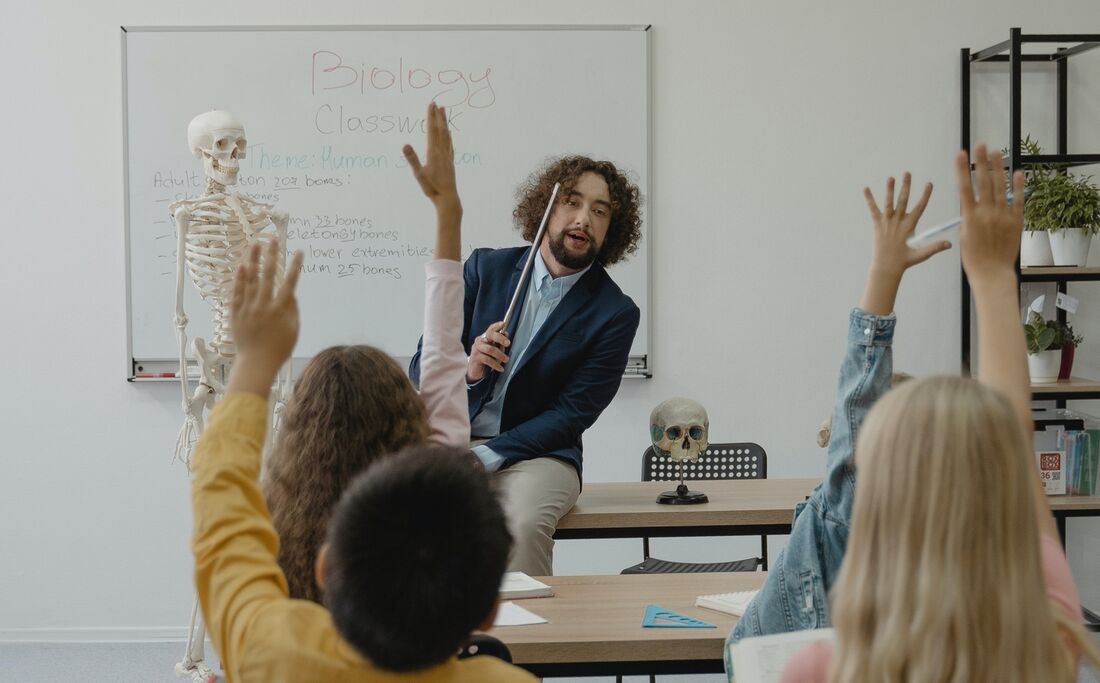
left=1021, top=154, right=1100, bottom=168
left=972, top=155, right=1100, bottom=172
left=1020, top=267, right=1100, bottom=282
left=970, top=35, right=1100, bottom=62
left=1032, top=377, right=1100, bottom=400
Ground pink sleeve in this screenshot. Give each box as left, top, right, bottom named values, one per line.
left=1040, top=534, right=1083, bottom=625
left=419, top=260, right=471, bottom=448
left=778, top=641, right=832, bottom=683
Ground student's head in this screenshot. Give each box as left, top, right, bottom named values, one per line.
left=320, top=446, right=512, bottom=672
left=263, top=344, right=429, bottom=603
left=514, top=156, right=643, bottom=270
left=829, top=376, right=1090, bottom=682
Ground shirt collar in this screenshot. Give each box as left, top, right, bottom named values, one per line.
left=534, top=248, right=591, bottom=293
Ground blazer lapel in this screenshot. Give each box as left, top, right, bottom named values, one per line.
left=471, top=248, right=530, bottom=417
left=503, top=249, right=530, bottom=340
left=511, top=267, right=599, bottom=377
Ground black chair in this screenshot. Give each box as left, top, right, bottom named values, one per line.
left=617, top=443, right=767, bottom=683
left=458, top=634, right=513, bottom=663
left=621, top=443, right=769, bottom=574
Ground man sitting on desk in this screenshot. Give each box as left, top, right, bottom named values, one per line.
left=411, top=156, right=642, bottom=576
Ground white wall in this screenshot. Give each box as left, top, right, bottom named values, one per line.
left=2, top=0, right=1099, bottom=650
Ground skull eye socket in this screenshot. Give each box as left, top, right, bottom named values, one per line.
left=216, top=138, right=229, bottom=150
left=665, top=426, right=683, bottom=440
left=688, top=426, right=705, bottom=441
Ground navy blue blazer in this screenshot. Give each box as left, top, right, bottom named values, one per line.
left=410, top=246, right=640, bottom=477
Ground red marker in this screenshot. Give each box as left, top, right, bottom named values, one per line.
left=135, top=372, right=180, bottom=378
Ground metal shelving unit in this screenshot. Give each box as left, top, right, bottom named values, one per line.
left=961, top=29, right=1100, bottom=631
left=960, top=28, right=1100, bottom=402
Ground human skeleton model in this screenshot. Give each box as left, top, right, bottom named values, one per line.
left=169, top=110, right=289, bottom=682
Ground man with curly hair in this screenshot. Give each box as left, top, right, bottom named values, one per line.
left=411, top=155, right=642, bottom=575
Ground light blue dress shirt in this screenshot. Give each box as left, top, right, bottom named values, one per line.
left=470, top=252, right=590, bottom=470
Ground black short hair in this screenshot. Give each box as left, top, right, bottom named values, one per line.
left=323, top=446, right=512, bottom=672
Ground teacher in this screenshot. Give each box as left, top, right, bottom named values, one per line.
left=411, top=155, right=642, bottom=575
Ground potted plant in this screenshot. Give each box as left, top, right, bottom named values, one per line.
left=1023, top=141, right=1100, bottom=266
left=1057, top=321, right=1085, bottom=380
left=1025, top=311, right=1062, bottom=383
left=1014, top=137, right=1055, bottom=266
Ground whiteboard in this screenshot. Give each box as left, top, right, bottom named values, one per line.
left=123, top=26, right=650, bottom=372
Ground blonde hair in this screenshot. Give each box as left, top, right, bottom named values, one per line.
left=829, top=376, right=1100, bottom=683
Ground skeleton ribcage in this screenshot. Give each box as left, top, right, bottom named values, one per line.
left=183, top=198, right=274, bottom=358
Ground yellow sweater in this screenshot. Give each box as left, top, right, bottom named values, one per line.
left=191, top=393, right=537, bottom=683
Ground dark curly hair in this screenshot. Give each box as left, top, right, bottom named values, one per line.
left=263, top=345, right=429, bottom=604
left=513, top=156, right=643, bottom=266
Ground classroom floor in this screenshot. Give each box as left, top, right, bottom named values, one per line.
left=3, top=638, right=1100, bottom=682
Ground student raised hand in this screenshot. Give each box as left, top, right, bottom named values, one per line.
left=957, top=145, right=1025, bottom=285
left=860, top=173, right=951, bottom=315
left=227, top=239, right=305, bottom=398
left=403, top=101, right=461, bottom=261
left=957, top=144, right=1034, bottom=439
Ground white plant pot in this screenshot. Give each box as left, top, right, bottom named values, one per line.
left=1049, top=228, right=1093, bottom=266
left=1028, top=350, right=1061, bottom=384
left=1020, top=230, right=1054, bottom=266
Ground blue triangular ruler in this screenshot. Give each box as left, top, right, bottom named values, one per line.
left=641, top=603, right=715, bottom=628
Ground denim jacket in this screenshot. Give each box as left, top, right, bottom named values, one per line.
left=724, top=309, right=896, bottom=676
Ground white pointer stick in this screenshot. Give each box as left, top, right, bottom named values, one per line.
left=501, top=182, right=561, bottom=331
left=907, top=187, right=1027, bottom=249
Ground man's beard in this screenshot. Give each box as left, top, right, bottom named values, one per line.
left=548, top=230, right=598, bottom=270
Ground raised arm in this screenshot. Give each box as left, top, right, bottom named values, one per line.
left=402, top=102, right=470, bottom=446
left=822, top=174, right=950, bottom=503
left=859, top=173, right=948, bottom=315
left=955, top=145, right=1056, bottom=538
left=957, top=146, right=1031, bottom=432
left=191, top=240, right=303, bottom=675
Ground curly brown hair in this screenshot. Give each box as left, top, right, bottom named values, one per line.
left=513, top=156, right=643, bottom=266
left=262, top=345, right=430, bottom=604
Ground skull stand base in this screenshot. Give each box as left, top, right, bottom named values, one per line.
left=656, top=462, right=709, bottom=505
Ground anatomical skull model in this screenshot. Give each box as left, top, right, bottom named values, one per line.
left=650, top=398, right=709, bottom=462
left=649, top=398, right=710, bottom=504
left=170, top=111, right=290, bottom=683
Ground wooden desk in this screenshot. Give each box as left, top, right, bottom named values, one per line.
left=490, top=572, right=765, bottom=678
left=554, top=479, right=819, bottom=541
left=556, top=480, right=1100, bottom=540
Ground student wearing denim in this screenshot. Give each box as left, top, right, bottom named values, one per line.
left=727, top=309, right=895, bottom=651
left=725, top=171, right=950, bottom=664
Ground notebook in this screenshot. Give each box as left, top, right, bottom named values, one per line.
left=728, top=628, right=835, bottom=683
left=499, top=572, right=554, bottom=599
left=694, top=589, right=759, bottom=616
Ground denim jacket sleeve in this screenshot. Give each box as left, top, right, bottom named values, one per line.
left=725, top=309, right=895, bottom=677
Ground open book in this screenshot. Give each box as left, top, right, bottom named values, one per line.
left=499, top=572, right=554, bottom=599
left=729, top=628, right=835, bottom=683
left=695, top=590, right=759, bottom=616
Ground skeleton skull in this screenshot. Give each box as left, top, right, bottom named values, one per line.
left=187, top=110, right=246, bottom=187
left=650, top=398, right=709, bottom=462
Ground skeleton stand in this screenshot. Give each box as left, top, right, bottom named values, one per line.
left=656, top=460, right=709, bottom=505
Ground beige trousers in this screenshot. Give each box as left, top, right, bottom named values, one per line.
left=492, top=457, right=580, bottom=576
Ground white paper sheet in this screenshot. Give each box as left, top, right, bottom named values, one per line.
left=492, top=601, right=548, bottom=626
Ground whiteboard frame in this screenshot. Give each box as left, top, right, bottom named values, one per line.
left=121, top=24, right=652, bottom=380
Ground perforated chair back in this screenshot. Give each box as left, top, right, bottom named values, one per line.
left=458, top=634, right=512, bottom=663
left=642, top=442, right=767, bottom=482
